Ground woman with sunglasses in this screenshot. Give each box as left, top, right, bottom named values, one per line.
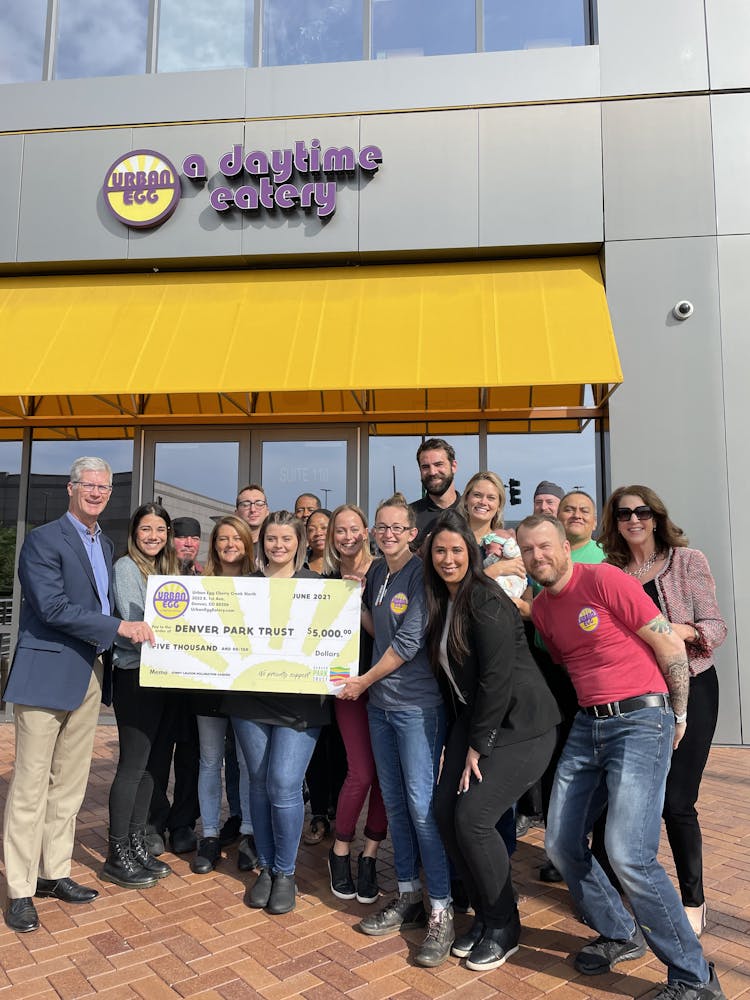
left=335, top=493, right=453, bottom=968
left=600, top=486, right=726, bottom=937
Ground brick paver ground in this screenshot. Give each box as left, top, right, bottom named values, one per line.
left=0, top=725, right=747, bottom=999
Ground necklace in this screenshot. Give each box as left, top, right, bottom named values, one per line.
left=375, top=563, right=405, bottom=606
left=625, top=551, right=660, bottom=579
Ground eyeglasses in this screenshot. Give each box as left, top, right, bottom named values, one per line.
left=237, top=500, right=267, bottom=510
left=616, top=505, right=653, bottom=522
left=72, top=482, right=113, bottom=495
left=373, top=524, right=411, bottom=536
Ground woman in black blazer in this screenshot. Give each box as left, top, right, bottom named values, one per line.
left=424, top=512, right=560, bottom=972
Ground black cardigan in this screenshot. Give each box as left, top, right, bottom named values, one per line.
left=441, top=584, right=561, bottom=756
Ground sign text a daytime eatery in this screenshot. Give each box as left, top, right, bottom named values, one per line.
left=103, top=138, right=383, bottom=229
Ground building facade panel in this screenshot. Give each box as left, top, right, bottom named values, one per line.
left=478, top=102, right=603, bottom=249
left=597, top=0, right=709, bottom=96
left=705, top=0, right=750, bottom=90
left=0, top=135, right=23, bottom=262
left=601, top=96, right=716, bottom=242
left=711, top=93, right=750, bottom=237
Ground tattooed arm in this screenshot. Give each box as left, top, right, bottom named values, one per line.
left=636, top=613, right=689, bottom=748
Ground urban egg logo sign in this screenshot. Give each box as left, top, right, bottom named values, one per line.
left=102, top=140, right=382, bottom=229
left=102, top=149, right=181, bottom=228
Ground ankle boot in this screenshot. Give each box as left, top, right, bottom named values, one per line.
left=129, top=828, right=172, bottom=879
left=101, top=836, right=158, bottom=889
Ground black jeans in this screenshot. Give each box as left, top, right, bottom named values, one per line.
left=435, top=714, right=555, bottom=928
left=663, top=666, right=719, bottom=906
left=109, top=668, right=171, bottom=839
left=305, top=719, right=347, bottom=819
left=146, top=691, right=200, bottom=834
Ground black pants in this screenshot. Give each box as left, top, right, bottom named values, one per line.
left=435, top=714, right=555, bottom=928
left=305, top=719, right=347, bottom=819
left=663, top=666, right=719, bottom=906
left=146, top=690, right=200, bottom=834
left=110, top=669, right=171, bottom=839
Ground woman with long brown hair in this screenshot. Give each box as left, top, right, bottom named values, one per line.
left=600, top=485, right=726, bottom=937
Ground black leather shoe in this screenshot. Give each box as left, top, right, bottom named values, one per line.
left=190, top=837, right=221, bottom=875
left=169, top=826, right=197, bottom=854
left=237, top=835, right=258, bottom=872
left=5, top=897, right=39, bottom=933
left=539, top=861, right=563, bottom=883
left=218, top=814, right=241, bottom=847
left=36, top=877, right=99, bottom=904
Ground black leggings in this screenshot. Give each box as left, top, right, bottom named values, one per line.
left=435, top=714, right=555, bottom=928
left=663, top=666, right=719, bottom=906
left=109, top=668, right=172, bottom=839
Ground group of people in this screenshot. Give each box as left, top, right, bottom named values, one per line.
left=0, top=443, right=728, bottom=1000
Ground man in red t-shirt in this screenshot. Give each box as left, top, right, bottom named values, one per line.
left=516, top=515, right=724, bottom=1000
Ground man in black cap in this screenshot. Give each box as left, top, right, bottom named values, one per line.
left=533, top=481, right=565, bottom=517
left=172, top=516, right=203, bottom=575
left=144, top=516, right=202, bottom=855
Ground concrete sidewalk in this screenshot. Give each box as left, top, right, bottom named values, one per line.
left=0, top=727, right=747, bottom=999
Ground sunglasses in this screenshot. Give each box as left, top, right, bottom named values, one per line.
left=616, top=505, right=653, bottom=523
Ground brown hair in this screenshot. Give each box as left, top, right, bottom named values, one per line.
left=205, top=515, right=256, bottom=576
left=257, top=510, right=307, bottom=573
left=599, top=485, right=688, bottom=569
left=126, top=502, right=180, bottom=579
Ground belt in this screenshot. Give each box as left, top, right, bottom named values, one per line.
left=581, top=693, right=671, bottom=718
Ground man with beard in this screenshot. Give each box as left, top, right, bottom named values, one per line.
left=515, top=514, right=725, bottom=1000
left=172, top=516, right=203, bottom=575
left=410, top=438, right=462, bottom=551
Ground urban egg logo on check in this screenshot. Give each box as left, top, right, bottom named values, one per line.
left=577, top=607, right=599, bottom=632
left=153, top=581, right=190, bottom=620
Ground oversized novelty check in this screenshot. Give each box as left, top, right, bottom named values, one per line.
left=140, top=575, right=360, bottom=694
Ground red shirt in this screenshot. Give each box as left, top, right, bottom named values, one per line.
left=531, top=562, right=667, bottom=707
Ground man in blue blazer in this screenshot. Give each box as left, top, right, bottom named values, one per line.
left=2, top=457, right=154, bottom=933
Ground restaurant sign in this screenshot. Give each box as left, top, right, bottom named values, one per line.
left=103, top=140, right=383, bottom=229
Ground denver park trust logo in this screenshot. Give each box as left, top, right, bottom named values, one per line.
left=102, top=149, right=181, bottom=228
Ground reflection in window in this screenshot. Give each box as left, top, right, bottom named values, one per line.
left=27, top=438, right=134, bottom=556
left=0, top=0, right=47, bottom=84
left=262, top=440, right=347, bottom=513
left=372, top=0, right=475, bottom=59
left=263, top=0, right=362, bottom=67
left=484, top=0, right=587, bottom=51
left=487, top=423, right=597, bottom=522
left=158, top=0, right=253, bottom=72
left=54, top=0, right=148, bottom=79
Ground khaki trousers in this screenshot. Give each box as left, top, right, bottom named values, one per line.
left=3, top=660, right=103, bottom=899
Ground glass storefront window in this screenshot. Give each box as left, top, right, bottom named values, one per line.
left=368, top=435, right=479, bottom=522
left=372, top=0, right=475, bottom=59
left=487, top=422, right=598, bottom=523
left=263, top=0, right=363, bottom=66
left=484, top=0, right=588, bottom=51
left=157, top=0, right=253, bottom=73
left=261, top=439, right=347, bottom=513
left=153, top=441, right=239, bottom=564
left=28, top=439, right=134, bottom=556
left=0, top=0, right=47, bottom=84
left=54, top=0, right=149, bottom=79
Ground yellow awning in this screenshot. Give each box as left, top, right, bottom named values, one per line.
left=0, top=257, right=620, bottom=436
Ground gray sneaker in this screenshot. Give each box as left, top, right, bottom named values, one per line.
left=415, top=906, right=455, bottom=968
left=651, top=963, right=727, bottom=1000
left=359, top=891, right=427, bottom=936
left=574, top=924, right=647, bottom=975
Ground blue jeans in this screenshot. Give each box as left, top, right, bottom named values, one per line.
left=547, top=708, right=709, bottom=986
left=231, top=718, right=320, bottom=876
left=196, top=715, right=252, bottom=838
left=367, top=703, right=450, bottom=907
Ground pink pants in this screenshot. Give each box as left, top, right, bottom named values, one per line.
left=333, top=693, right=388, bottom=843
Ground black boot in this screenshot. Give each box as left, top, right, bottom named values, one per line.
left=190, top=837, right=222, bottom=875
left=101, top=836, right=158, bottom=889
left=129, top=828, right=172, bottom=879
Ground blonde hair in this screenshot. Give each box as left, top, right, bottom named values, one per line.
left=461, top=471, right=506, bottom=530
left=324, top=504, right=371, bottom=576
left=374, top=492, right=416, bottom=528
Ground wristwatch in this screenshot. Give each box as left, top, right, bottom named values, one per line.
left=674, top=712, right=688, bottom=724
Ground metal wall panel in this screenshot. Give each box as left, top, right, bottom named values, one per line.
left=17, top=130, right=131, bottom=264
left=602, top=96, right=716, bottom=242
left=711, top=94, right=750, bottom=237
left=706, top=0, right=750, bottom=90
left=0, top=136, right=23, bottom=262
left=597, top=0, right=708, bottom=96
left=358, top=110, right=479, bottom=253
left=716, top=234, right=750, bottom=744
left=605, top=235, right=740, bottom=744
left=479, top=102, right=602, bottom=248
